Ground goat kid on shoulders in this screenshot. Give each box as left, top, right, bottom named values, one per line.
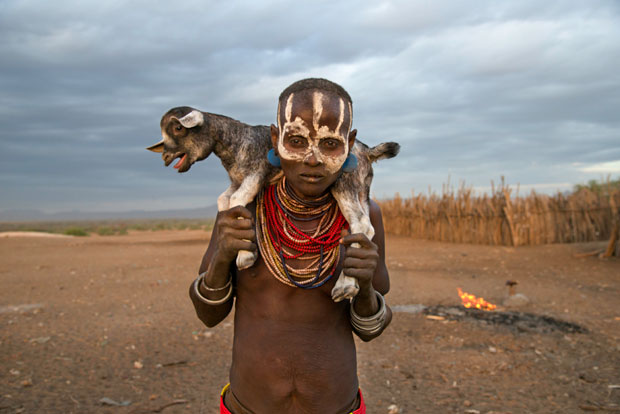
left=147, top=106, right=399, bottom=302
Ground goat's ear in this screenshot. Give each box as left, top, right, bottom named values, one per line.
left=147, top=140, right=164, bottom=153
left=177, top=110, right=204, bottom=128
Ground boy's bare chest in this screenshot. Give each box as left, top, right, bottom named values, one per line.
left=230, top=256, right=358, bottom=414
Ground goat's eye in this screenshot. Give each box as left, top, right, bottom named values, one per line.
left=175, top=125, right=183, bottom=131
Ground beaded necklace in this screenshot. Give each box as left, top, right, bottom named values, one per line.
left=256, top=177, right=349, bottom=289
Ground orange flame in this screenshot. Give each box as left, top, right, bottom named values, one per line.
left=457, top=288, right=497, bottom=311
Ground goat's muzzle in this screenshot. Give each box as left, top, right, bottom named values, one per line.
left=146, top=140, right=164, bottom=153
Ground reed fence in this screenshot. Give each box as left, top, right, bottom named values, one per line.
left=378, top=182, right=620, bottom=247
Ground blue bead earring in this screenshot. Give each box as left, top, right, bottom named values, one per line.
left=267, top=149, right=281, bottom=167
left=341, top=153, right=357, bottom=173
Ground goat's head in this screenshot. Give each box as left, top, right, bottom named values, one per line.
left=147, top=106, right=216, bottom=173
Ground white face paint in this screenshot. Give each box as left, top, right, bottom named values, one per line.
left=277, top=91, right=350, bottom=174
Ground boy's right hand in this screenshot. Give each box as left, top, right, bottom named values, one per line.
left=212, top=206, right=257, bottom=264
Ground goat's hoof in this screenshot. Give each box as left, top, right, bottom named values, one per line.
left=236, top=250, right=257, bottom=270
left=331, top=284, right=360, bottom=302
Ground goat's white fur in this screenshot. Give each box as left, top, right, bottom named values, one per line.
left=178, top=110, right=204, bottom=128
left=226, top=173, right=264, bottom=269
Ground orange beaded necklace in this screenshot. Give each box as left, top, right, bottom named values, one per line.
left=256, top=177, right=349, bottom=289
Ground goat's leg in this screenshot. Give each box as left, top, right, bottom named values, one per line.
left=217, top=185, right=237, bottom=211
left=228, top=174, right=263, bottom=270
left=331, top=190, right=375, bottom=302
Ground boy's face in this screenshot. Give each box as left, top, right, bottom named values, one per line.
left=270, top=89, right=356, bottom=199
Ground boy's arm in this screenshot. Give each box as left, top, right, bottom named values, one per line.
left=189, top=206, right=256, bottom=327
left=342, top=200, right=392, bottom=342
left=369, top=199, right=390, bottom=295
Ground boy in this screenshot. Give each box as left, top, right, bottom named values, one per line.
left=190, top=78, right=392, bottom=413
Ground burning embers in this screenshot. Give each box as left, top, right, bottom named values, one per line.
left=457, top=288, right=497, bottom=311
left=393, top=286, right=586, bottom=334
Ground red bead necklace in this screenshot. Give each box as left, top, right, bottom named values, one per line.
left=256, top=177, right=349, bottom=289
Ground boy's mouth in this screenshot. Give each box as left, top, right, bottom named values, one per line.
left=299, top=172, right=324, bottom=183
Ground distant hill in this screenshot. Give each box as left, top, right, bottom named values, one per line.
left=0, top=205, right=218, bottom=222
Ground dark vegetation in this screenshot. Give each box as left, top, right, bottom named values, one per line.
left=574, top=176, right=620, bottom=195
left=0, top=218, right=215, bottom=236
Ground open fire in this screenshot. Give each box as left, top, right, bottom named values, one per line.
left=457, top=288, right=497, bottom=311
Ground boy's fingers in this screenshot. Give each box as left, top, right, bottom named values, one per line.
left=224, top=218, right=254, bottom=230
left=231, top=239, right=256, bottom=253
left=224, top=229, right=256, bottom=241
left=343, top=257, right=375, bottom=269
left=340, top=232, right=376, bottom=249
left=227, top=206, right=253, bottom=220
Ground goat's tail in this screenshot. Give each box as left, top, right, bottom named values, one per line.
left=368, top=142, right=400, bottom=163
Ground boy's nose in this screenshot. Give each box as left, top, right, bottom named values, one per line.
left=303, top=148, right=322, bottom=166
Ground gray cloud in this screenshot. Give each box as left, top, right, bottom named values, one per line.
left=1, top=0, right=619, bottom=213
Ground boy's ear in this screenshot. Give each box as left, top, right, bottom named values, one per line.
left=347, top=129, right=357, bottom=150
left=270, top=124, right=279, bottom=150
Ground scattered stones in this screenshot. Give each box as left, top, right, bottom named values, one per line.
left=392, top=304, right=427, bottom=314
left=387, top=404, right=400, bottom=413
left=503, top=293, right=531, bottom=307
left=0, top=304, right=44, bottom=314
left=99, top=397, right=131, bottom=407
left=133, top=361, right=143, bottom=369
left=30, top=337, right=51, bottom=344
left=192, top=330, right=214, bottom=340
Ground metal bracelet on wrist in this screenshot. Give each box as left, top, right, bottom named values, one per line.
left=193, top=274, right=233, bottom=306
left=350, top=291, right=387, bottom=335
left=199, top=271, right=232, bottom=292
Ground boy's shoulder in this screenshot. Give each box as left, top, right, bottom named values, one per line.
left=369, top=199, right=383, bottom=219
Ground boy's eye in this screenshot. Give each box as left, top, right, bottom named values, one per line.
left=288, top=136, right=308, bottom=148
left=321, top=139, right=342, bottom=149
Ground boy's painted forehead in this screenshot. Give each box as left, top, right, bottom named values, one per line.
left=279, top=90, right=352, bottom=136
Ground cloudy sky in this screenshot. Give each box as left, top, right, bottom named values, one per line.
left=1, top=0, right=619, bottom=214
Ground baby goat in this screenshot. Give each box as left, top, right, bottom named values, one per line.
left=148, top=106, right=399, bottom=302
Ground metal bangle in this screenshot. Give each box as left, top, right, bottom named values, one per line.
left=350, top=291, right=387, bottom=335
left=199, top=271, right=232, bottom=292
left=193, top=275, right=233, bottom=306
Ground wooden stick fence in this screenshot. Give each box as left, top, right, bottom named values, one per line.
left=378, top=182, right=620, bottom=247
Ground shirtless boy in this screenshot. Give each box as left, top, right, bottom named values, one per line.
left=189, top=78, right=392, bottom=414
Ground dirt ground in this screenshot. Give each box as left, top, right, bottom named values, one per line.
left=0, top=230, right=618, bottom=414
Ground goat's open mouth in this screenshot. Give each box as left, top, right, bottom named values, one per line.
left=173, top=154, right=188, bottom=170
left=166, top=153, right=192, bottom=172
